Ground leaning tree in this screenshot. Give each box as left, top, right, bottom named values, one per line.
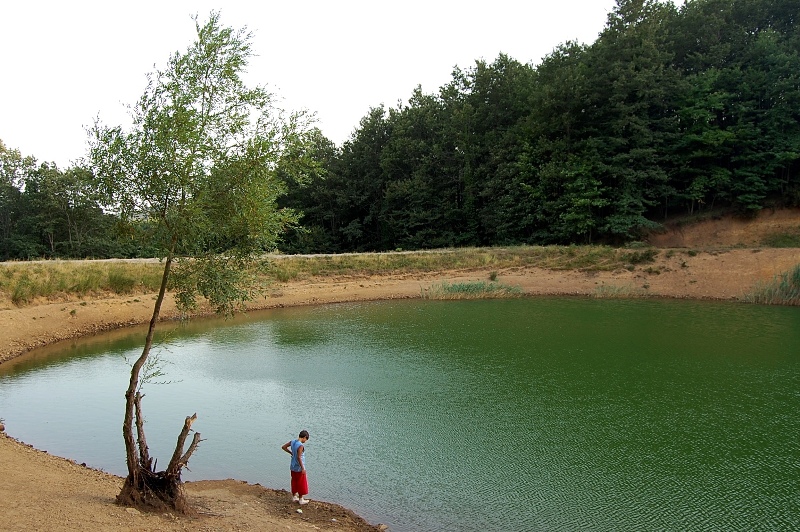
left=87, top=12, right=316, bottom=511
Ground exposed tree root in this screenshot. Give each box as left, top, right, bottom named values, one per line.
left=116, top=467, right=191, bottom=514
left=117, top=413, right=200, bottom=514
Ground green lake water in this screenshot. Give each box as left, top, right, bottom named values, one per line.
left=1, top=298, right=798, bottom=531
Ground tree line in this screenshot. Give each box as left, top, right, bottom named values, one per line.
left=2, top=0, right=798, bottom=260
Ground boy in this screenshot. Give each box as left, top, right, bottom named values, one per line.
left=281, top=430, right=310, bottom=504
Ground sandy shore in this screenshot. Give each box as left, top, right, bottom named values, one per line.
left=1, top=243, right=799, bottom=531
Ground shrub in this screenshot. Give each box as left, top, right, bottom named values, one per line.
left=622, top=248, right=659, bottom=264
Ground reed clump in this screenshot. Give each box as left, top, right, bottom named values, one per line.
left=421, top=280, right=523, bottom=300
left=593, top=284, right=649, bottom=299
left=743, top=264, right=800, bottom=305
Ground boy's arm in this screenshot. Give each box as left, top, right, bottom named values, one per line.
left=281, top=441, right=292, bottom=454
left=297, top=445, right=305, bottom=472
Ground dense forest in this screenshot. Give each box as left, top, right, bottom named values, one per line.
left=1, top=0, right=798, bottom=260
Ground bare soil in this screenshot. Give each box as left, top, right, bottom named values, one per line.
left=1, top=208, right=799, bottom=531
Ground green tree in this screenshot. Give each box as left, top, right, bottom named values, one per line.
left=670, top=0, right=800, bottom=213
left=0, top=140, right=37, bottom=259
left=20, top=163, right=107, bottom=257
left=436, top=55, right=537, bottom=245
left=380, top=87, right=468, bottom=249
left=277, top=129, right=343, bottom=253
left=335, top=106, right=393, bottom=250
left=87, top=13, right=314, bottom=511
left=579, top=0, right=680, bottom=239
left=20, top=163, right=66, bottom=256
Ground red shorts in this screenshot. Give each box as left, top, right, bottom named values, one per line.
left=291, top=470, right=308, bottom=496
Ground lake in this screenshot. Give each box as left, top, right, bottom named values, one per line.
left=1, top=298, right=798, bottom=531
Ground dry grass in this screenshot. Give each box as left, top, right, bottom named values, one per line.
left=265, top=245, right=652, bottom=282
left=1, top=246, right=657, bottom=307
left=0, top=260, right=164, bottom=306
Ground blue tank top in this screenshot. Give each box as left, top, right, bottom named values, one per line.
left=290, top=439, right=305, bottom=472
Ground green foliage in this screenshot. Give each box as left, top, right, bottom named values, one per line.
left=4, top=0, right=800, bottom=257
left=1, top=140, right=141, bottom=261
left=88, top=12, right=316, bottom=315
left=280, top=0, right=798, bottom=252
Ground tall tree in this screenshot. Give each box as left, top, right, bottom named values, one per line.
left=88, top=13, right=314, bottom=511
left=526, top=42, right=610, bottom=243
left=277, top=129, right=343, bottom=253
left=670, top=0, right=800, bottom=213
left=21, top=164, right=106, bottom=257
left=0, top=141, right=32, bottom=259
left=335, top=106, right=393, bottom=250
left=380, top=87, right=467, bottom=249
left=581, top=0, right=680, bottom=238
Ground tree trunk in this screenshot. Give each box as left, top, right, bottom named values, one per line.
left=117, top=251, right=201, bottom=513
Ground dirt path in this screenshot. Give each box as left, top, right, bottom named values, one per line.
left=1, top=239, right=799, bottom=531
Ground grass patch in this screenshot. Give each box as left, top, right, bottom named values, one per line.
left=742, top=264, right=800, bottom=305
left=11, top=275, right=35, bottom=305
left=421, top=280, right=523, bottom=300
left=761, top=229, right=800, bottom=248
left=108, top=267, right=139, bottom=294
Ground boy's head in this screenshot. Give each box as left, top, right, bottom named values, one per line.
left=299, top=430, right=309, bottom=440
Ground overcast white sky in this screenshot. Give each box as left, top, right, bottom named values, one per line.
left=2, top=1, right=619, bottom=168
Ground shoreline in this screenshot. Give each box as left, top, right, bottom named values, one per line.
left=5, top=247, right=799, bottom=365
left=2, top=247, right=799, bottom=530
